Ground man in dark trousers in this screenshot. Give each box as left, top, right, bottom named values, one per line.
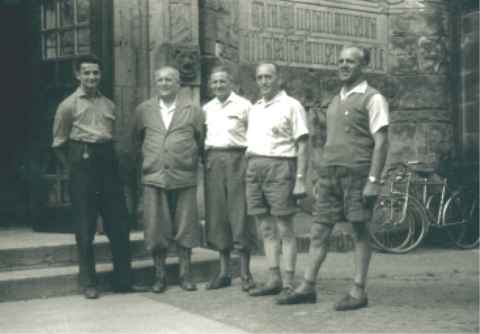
left=130, top=66, right=204, bottom=293
left=277, top=46, right=389, bottom=310
left=203, top=66, right=257, bottom=292
left=52, top=55, right=133, bottom=299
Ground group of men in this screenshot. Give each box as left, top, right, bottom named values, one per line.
left=52, top=45, right=389, bottom=312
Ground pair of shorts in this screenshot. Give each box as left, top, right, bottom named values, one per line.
left=246, top=156, right=297, bottom=217
left=142, top=185, right=201, bottom=251
left=205, top=149, right=257, bottom=251
left=313, top=166, right=372, bottom=224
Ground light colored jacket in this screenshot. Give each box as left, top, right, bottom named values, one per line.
left=130, top=96, right=205, bottom=189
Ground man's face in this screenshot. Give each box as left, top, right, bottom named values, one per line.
left=256, top=64, right=280, bottom=100
left=155, top=68, right=180, bottom=100
left=210, top=71, right=232, bottom=102
left=337, top=48, right=364, bottom=85
left=76, top=63, right=101, bottom=91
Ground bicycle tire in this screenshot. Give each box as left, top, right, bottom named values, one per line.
left=369, top=195, right=429, bottom=254
left=444, top=190, right=479, bottom=249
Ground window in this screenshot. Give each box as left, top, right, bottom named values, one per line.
left=40, top=0, right=91, bottom=60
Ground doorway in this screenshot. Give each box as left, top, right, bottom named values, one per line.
left=0, top=1, right=31, bottom=227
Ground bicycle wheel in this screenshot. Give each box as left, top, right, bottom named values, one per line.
left=444, top=190, right=479, bottom=249
left=369, top=195, right=429, bottom=254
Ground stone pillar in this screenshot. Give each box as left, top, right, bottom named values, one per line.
left=387, top=0, right=453, bottom=171
left=458, top=6, right=479, bottom=181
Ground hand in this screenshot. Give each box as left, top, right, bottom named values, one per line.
left=362, top=181, right=381, bottom=207
left=293, top=176, right=307, bottom=199
left=312, top=181, right=320, bottom=199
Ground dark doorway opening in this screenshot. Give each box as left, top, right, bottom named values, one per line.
left=0, top=2, right=32, bottom=227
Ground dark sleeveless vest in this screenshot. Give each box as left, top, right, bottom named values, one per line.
left=321, top=85, right=380, bottom=168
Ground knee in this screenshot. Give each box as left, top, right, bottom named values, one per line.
left=260, top=220, right=277, bottom=241
left=309, top=223, right=332, bottom=248
left=277, top=221, right=295, bottom=240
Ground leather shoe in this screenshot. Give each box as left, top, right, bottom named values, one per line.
left=334, top=293, right=368, bottom=311
left=179, top=275, right=197, bottom=291
left=83, top=287, right=99, bottom=299
left=276, top=289, right=317, bottom=305
left=152, top=276, right=167, bottom=293
left=241, top=275, right=256, bottom=292
left=248, top=282, right=282, bottom=297
left=205, top=274, right=231, bottom=290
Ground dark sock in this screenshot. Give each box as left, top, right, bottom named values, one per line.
left=268, top=267, right=282, bottom=284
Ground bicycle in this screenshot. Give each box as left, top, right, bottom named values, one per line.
left=368, top=161, right=479, bottom=253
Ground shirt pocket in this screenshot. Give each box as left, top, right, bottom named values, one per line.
left=270, top=113, right=291, bottom=138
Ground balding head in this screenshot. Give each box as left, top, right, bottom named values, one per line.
left=154, top=66, right=181, bottom=101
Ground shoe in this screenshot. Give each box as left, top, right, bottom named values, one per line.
left=241, top=275, right=256, bottom=292
left=276, top=289, right=317, bottom=305
left=179, top=275, right=197, bottom=291
left=152, top=276, right=167, bottom=293
left=248, top=281, right=282, bottom=297
left=83, top=287, right=99, bottom=299
left=205, top=274, right=231, bottom=290
left=334, top=293, right=368, bottom=311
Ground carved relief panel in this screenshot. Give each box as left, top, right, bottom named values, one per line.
left=239, top=0, right=388, bottom=72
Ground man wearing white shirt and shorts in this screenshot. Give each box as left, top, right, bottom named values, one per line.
left=246, top=63, right=309, bottom=303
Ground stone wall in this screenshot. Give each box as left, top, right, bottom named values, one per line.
left=201, top=0, right=458, bottom=179
left=459, top=7, right=479, bottom=181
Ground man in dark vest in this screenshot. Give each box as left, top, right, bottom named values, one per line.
left=277, top=46, right=389, bottom=310
left=52, top=55, right=134, bottom=299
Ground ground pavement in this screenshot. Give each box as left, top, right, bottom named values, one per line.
left=0, top=247, right=478, bottom=334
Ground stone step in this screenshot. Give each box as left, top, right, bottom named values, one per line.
left=0, top=248, right=234, bottom=303
left=0, top=229, right=354, bottom=272
left=0, top=231, right=151, bottom=271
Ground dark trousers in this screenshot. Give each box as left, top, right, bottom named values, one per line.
left=68, top=141, right=132, bottom=289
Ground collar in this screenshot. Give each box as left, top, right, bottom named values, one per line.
left=75, top=87, right=101, bottom=98
left=158, top=98, right=177, bottom=113
left=214, top=91, right=235, bottom=107
left=340, top=81, right=368, bottom=100
left=257, top=90, right=286, bottom=107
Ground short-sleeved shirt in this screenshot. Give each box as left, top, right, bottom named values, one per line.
left=339, top=80, right=389, bottom=134
left=203, top=92, right=251, bottom=149
left=52, top=87, right=116, bottom=148
left=246, top=90, right=308, bottom=158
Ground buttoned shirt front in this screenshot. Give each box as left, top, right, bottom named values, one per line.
left=52, top=87, right=116, bottom=147
left=159, top=99, right=176, bottom=129
left=203, top=92, right=251, bottom=149
left=340, top=80, right=389, bottom=134
left=247, top=90, right=309, bottom=157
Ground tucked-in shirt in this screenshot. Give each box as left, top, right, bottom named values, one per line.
left=203, top=92, right=251, bottom=149
left=52, top=87, right=116, bottom=147
left=340, top=80, right=389, bottom=134
left=159, top=99, right=176, bottom=129
left=247, top=90, right=309, bottom=157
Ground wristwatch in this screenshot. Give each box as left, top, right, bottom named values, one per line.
left=368, top=175, right=379, bottom=184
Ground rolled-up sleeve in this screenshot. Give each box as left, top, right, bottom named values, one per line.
left=368, top=93, right=390, bottom=135
left=291, top=101, right=309, bottom=141
left=52, top=100, right=73, bottom=148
